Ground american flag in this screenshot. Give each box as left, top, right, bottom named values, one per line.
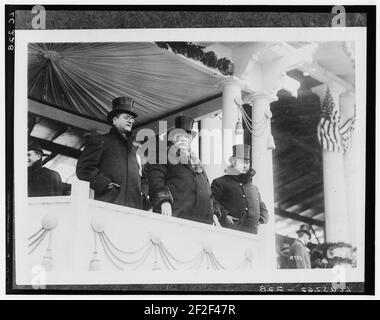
left=340, top=106, right=356, bottom=152
left=317, top=87, right=343, bottom=153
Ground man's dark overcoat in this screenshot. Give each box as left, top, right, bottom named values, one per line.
left=28, top=161, right=63, bottom=197
left=147, top=150, right=214, bottom=224
left=76, top=127, right=143, bottom=209
left=211, top=169, right=269, bottom=234
left=287, top=239, right=311, bottom=269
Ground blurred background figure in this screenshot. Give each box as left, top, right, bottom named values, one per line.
left=28, top=140, right=63, bottom=197
left=287, top=224, right=312, bottom=269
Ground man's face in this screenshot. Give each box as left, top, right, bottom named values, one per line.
left=27, top=150, right=42, bottom=167
left=113, top=113, right=135, bottom=133
left=300, top=233, right=310, bottom=244
left=234, top=158, right=250, bottom=173
left=173, top=133, right=192, bottom=151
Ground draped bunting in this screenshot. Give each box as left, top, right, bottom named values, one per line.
left=28, top=42, right=223, bottom=124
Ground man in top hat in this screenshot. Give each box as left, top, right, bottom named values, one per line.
left=147, top=115, right=214, bottom=224
left=211, top=144, right=269, bottom=234
left=287, top=224, right=312, bottom=269
left=28, top=140, right=63, bottom=197
left=76, top=96, right=145, bottom=208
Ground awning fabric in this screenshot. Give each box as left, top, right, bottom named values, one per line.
left=28, top=42, right=224, bottom=125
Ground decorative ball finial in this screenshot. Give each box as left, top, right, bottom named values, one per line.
left=41, top=213, right=59, bottom=230
left=150, top=233, right=162, bottom=245
left=91, top=219, right=105, bottom=233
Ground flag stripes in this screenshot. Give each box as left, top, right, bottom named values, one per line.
left=317, top=88, right=356, bottom=153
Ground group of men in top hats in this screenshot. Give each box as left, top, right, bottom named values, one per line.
left=27, top=95, right=314, bottom=268
left=28, top=95, right=269, bottom=236
left=75, top=96, right=269, bottom=235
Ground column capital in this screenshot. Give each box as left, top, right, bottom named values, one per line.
left=218, top=76, right=247, bottom=90
left=243, top=91, right=278, bottom=106
left=311, top=82, right=347, bottom=102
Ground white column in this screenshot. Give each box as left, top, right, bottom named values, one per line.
left=245, top=92, right=278, bottom=270
left=312, top=83, right=350, bottom=245
left=219, top=76, right=246, bottom=169
left=200, top=115, right=224, bottom=183
left=340, top=91, right=365, bottom=269
left=340, top=91, right=358, bottom=248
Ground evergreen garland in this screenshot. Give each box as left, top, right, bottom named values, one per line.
left=156, top=42, right=234, bottom=76
left=325, top=242, right=353, bottom=251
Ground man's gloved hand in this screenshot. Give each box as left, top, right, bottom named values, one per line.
left=225, top=215, right=239, bottom=225
left=161, top=202, right=172, bottom=216
left=107, top=182, right=121, bottom=189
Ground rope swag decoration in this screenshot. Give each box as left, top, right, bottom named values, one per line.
left=88, top=221, right=259, bottom=271
left=27, top=214, right=59, bottom=271
left=155, top=42, right=234, bottom=76
left=234, top=97, right=272, bottom=137
left=234, top=97, right=275, bottom=150
left=90, top=226, right=227, bottom=271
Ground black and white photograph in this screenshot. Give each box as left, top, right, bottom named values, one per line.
left=4, top=3, right=376, bottom=298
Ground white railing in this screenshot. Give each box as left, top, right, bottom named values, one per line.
left=17, top=180, right=265, bottom=286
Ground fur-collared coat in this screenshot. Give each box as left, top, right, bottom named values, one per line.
left=147, top=149, right=214, bottom=224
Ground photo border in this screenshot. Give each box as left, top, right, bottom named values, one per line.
left=5, top=4, right=376, bottom=295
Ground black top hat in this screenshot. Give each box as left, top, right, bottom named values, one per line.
left=296, top=224, right=312, bottom=239
left=107, top=96, right=138, bottom=123
left=170, top=115, right=197, bottom=138
left=230, top=144, right=251, bottom=161
left=28, top=140, right=46, bottom=156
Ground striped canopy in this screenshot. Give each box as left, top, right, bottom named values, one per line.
left=28, top=42, right=224, bottom=125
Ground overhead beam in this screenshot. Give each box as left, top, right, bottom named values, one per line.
left=271, top=42, right=354, bottom=92
left=135, top=95, right=223, bottom=134
left=275, top=207, right=324, bottom=227
left=302, top=61, right=354, bottom=92
left=274, top=43, right=318, bottom=72
left=30, top=136, right=82, bottom=159
left=28, top=99, right=111, bottom=134
left=29, top=95, right=223, bottom=137
left=292, top=194, right=325, bottom=213
left=277, top=182, right=324, bottom=208
left=41, top=152, right=58, bottom=166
